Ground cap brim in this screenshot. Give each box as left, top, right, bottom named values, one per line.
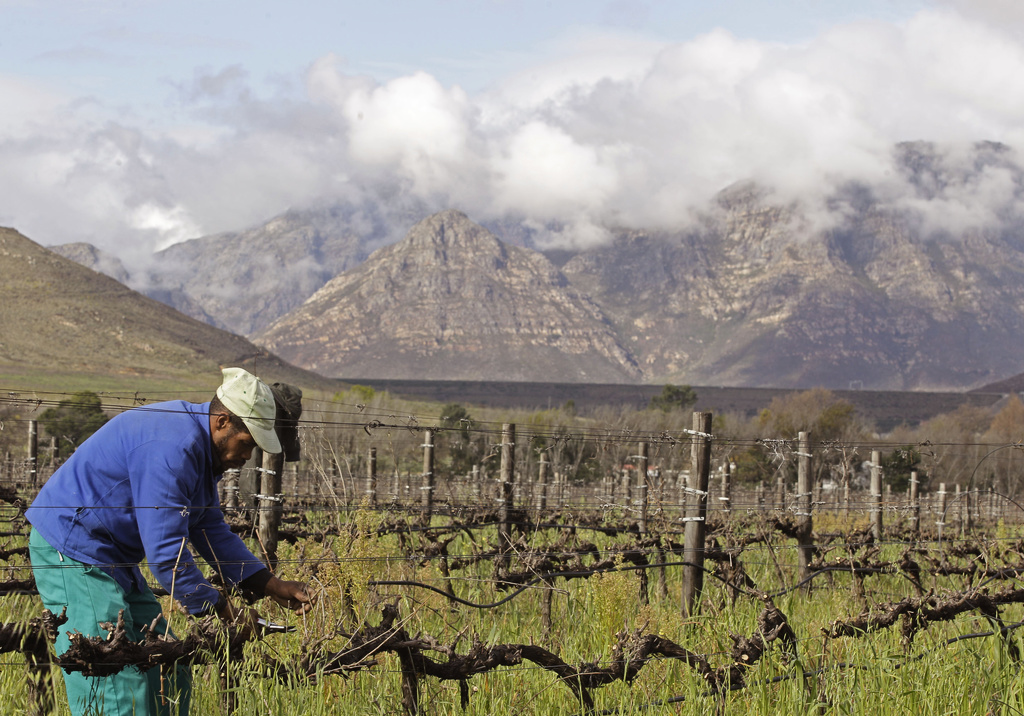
left=243, top=418, right=282, bottom=454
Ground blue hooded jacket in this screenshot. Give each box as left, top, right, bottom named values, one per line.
left=26, top=400, right=267, bottom=614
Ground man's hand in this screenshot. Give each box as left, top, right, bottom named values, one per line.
left=264, top=575, right=314, bottom=615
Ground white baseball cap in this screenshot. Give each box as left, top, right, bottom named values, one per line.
left=215, top=367, right=282, bottom=454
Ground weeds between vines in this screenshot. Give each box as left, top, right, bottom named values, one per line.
left=6, top=503, right=1024, bottom=714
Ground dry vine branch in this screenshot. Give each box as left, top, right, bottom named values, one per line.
left=824, top=586, right=1024, bottom=646
left=53, top=598, right=798, bottom=715
left=58, top=611, right=250, bottom=678
left=0, top=608, right=68, bottom=716
left=0, top=607, right=66, bottom=662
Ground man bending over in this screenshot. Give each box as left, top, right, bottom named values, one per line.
left=26, top=367, right=313, bottom=715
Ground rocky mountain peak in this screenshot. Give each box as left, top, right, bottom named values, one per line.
left=404, top=209, right=495, bottom=247
left=390, top=209, right=509, bottom=270
left=255, top=211, right=641, bottom=382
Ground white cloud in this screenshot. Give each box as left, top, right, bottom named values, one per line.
left=132, top=203, right=201, bottom=250
left=492, top=121, right=619, bottom=222
left=936, top=0, right=1024, bottom=28
left=4, top=4, right=1024, bottom=259
left=305, top=53, right=375, bottom=110
left=889, top=142, right=1024, bottom=236
left=342, top=72, right=478, bottom=196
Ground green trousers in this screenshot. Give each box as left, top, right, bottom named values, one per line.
left=29, top=528, right=192, bottom=716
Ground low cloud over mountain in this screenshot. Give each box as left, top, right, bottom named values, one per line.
left=6, top=5, right=1024, bottom=269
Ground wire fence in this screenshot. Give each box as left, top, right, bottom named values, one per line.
left=1, top=389, right=1023, bottom=713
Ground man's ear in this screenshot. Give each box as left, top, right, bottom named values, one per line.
left=211, top=411, right=232, bottom=433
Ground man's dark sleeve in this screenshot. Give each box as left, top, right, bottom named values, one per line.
left=240, top=568, right=273, bottom=595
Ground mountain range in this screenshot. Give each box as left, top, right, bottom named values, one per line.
left=48, top=141, right=1024, bottom=392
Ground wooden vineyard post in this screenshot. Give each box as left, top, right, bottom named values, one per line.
left=636, top=440, right=651, bottom=606
left=955, top=484, right=964, bottom=536
left=796, top=432, right=814, bottom=589
left=963, top=483, right=973, bottom=535
left=870, top=450, right=883, bottom=541
left=216, top=469, right=226, bottom=507
left=538, top=455, right=549, bottom=511
left=868, top=450, right=884, bottom=540
left=516, top=457, right=526, bottom=511
left=937, top=483, right=947, bottom=541
left=421, top=430, right=435, bottom=525
left=258, top=450, right=284, bottom=569
left=720, top=460, right=732, bottom=518
left=776, top=476, right=785, bottom=512
left=222, top=468, right=240, bottom=510
left=243, top=448, right=262, bottom=520
left=539, top=464, right=558, bottom=633
left=288, top=461, right=299, bottom=503
left=28, top=419, right=38, bottom=487
left=909, top=470, right=920, bottom=536
left=498, top=424, right=516, bottom=555
left=953, top=484, right=960, bottom=534
left=471, top=465, right=481, bottom=504
left=368, top=446, right=377, bottom=506
left=620, top=463, right=632, bottom=504
left=637, top=441, right=649, bottom=534
left=654, top=463, right=669, bottom=599
left=682, top=411, right=712, bottom=618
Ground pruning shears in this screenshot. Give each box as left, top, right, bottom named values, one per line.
left=257, top=618, right=296, bottom=634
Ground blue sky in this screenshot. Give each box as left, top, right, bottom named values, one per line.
left=1, top=0, right=1022, bottom=258
left=6, top=1, right=928, bottom=99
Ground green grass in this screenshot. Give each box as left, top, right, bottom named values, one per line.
left=6, top=510, right=1024, bottom=715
